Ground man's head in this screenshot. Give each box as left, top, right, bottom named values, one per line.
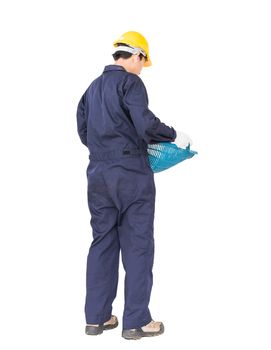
left=112, top=43, right=146, bottom=75
left=112, top=31, right=151, bottom=75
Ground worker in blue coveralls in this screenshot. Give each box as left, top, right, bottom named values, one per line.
left=76, top=31, right=192, bottom=340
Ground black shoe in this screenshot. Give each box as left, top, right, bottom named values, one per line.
left=85, top=315, right=118, bottom=336
left=122, top=321, right=164, bottom=340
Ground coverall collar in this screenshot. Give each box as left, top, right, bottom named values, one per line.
left=103, top=64, right=127, bottom=73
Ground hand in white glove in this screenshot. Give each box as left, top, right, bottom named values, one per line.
left=174, top=131, right=193, bottom=148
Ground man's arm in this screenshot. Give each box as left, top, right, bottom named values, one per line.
left=76, top=92, right=88, bottom=147
left=123, top=76, right=176, bottom=144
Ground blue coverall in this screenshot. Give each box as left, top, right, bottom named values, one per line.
left=77, top=64, right=176, bottom=330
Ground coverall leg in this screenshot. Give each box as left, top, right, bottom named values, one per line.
left=85, top=154, right=155, bottom=330
left=85, top=161, right=120, bottom=325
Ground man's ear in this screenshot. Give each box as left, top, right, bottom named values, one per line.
left=135, top=53, right=140, bottom=61
left=131, top=54, right=139, bottom=64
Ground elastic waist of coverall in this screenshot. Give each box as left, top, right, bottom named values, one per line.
left=89, top=147, right=148, bottom=161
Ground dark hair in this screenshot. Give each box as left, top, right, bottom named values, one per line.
left=112, top=43, right=145, bottom=61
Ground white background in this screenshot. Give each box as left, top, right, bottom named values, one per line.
left=0, top=0, right=270, bottom=349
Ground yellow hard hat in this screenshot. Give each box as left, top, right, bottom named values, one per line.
left=113, top=31, right=152, bottom=67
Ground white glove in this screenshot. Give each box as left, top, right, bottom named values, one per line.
left=174, top=131, right=193, bottom=148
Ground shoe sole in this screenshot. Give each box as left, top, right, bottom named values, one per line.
left=122, top=323, right=164, bottom=340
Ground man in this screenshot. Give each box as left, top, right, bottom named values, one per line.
left=76, top=31, right=192, bottom=340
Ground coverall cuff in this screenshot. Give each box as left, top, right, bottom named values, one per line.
left=85, top=308, right=112, bottom=325
left=123, top=310, right=152, bottom=330
left=171, top=127, right=177, bottom=141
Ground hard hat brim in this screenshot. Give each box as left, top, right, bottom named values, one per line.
left=144, top=58, right=152, bottom=67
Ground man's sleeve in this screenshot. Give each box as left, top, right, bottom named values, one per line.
left=76, top=92, right=88, bottom=147
left=123, top=76, right=176, bottom=144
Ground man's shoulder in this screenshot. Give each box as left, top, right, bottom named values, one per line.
left=86, top=67, right=144, bottom=93
left=122, top=72, right=144, bottom=90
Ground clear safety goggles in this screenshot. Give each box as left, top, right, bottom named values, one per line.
left=113, top=45, right=147, bottom=58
